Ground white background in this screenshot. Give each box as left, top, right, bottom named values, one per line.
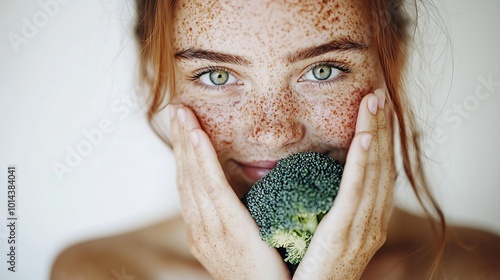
left=1, top=0, right=499, bottom=279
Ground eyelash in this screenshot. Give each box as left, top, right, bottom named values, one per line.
left=189, top=66, right=236, bottom=91
left=188, top=61, right=352, bottom=90
left=307, top=61, right=351, bottom=75
left=302, top=61, right=352, bottom=85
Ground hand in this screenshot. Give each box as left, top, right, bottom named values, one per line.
left=169, top=104, right=290, bottom=280
left=293, top=88, right=396, bottom=280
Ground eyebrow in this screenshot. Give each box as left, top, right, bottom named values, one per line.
left=286, top=38, right=368, bottom=63
left=175, top=49, right=252, bottom=66
left=174, top=38, right=368, bottom=65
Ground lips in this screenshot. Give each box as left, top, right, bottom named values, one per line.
left=237, top=160, right=278, bottom=182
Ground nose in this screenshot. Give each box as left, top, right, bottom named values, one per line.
left=246, top=90, right=305, bottom=150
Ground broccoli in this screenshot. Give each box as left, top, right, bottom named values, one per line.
left=242, top=151, right=344, bottom=273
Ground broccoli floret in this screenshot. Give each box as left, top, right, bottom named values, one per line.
left=242, top=152, right=344, bottom=271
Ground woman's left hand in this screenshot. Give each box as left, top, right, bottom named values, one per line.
left=293, top=88, right=396, bottom=280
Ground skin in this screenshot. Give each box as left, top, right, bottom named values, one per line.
left=169, top=0, right=393, bottom=278
left=50, top=0, right=500, bottom=279
left=171, top=0, right=383, bottom=197
left=169, top=89, right=391, bottom=279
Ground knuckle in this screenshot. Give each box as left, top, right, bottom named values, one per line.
left=380, top=165, right=396, bottom=185
left=377, top=111, right=387, bottom=129
left=188, top=233, right=206, bottom=258
left=378, top=114, right=389, bottom=130
left=189, top=243, right=201, bottom=258
left=369, top=229, right=387, bottom=249
left=377, top=119, right=387, bottom=130
left=188, top=240, right=200, bottom=257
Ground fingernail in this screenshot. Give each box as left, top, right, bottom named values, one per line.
left=190, top=130, right=199, bottom=147
left=368, top=95, right=378, bottom=115
left=177, top=108, right=186, bottom=123
left=374, top=89, right=385, bottom=109
left=168, top=104, right=175, bottom=120
left=361, top=134, right=372, bottom=151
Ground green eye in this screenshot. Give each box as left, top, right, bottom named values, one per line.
left=209, top=70, right=229, bottom=85
left=198, top=68, right=238, bottom=87
left=303, top=64, right=343, bottom=82
left=312, top=65, right=332, bottom=80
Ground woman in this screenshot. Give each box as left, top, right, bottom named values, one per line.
left=51, top=0, right=500, bottom=279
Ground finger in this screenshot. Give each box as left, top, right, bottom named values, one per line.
left=348, top=93, right=380, bottom=243
left=356, top=92, right=380, bottom=202
left=350, top=89, right=393, bottom=251
left=176, top=107, right=219, bottom=226
left=168, top=105, right=194, bottom=219
left=319, top=94, right=377, bottom=237
left=187, top=124, right=251, bottom=228
left=171, top=104, right=207, bottom=228
left=373, top=89, right=396, bottom=229
left=167, top=104, right=183, bottom=190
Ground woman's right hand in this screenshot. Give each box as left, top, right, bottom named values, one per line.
left=168, top=104, right=291, bottom=280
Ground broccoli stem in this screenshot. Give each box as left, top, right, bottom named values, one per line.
left=297, top=213, right=319, bottom=233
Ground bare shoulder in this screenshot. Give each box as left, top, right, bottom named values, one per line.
left=441, top=223, right=500, bottom=278
left=51, top=215, right=211, bottom=280
left=363, top=208, right=500, bottom=280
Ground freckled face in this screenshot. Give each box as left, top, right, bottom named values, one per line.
left=172, top=0, right=384, bottom=197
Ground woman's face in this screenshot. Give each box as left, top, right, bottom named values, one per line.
left=172, top=0, right=384, bottom=197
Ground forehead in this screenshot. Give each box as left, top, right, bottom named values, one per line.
left=172, top=0, right=371, bottom=55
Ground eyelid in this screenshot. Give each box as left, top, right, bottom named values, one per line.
left=299, top=61, right=352, bottom=82
left=190, top=66, right=239, bottom=82
left=187, top=65, right=245, bottom=94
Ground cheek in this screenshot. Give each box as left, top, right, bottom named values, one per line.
left=305, top=86, right=371, bottom=148
left=175, top=93, right=238, bottom=155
